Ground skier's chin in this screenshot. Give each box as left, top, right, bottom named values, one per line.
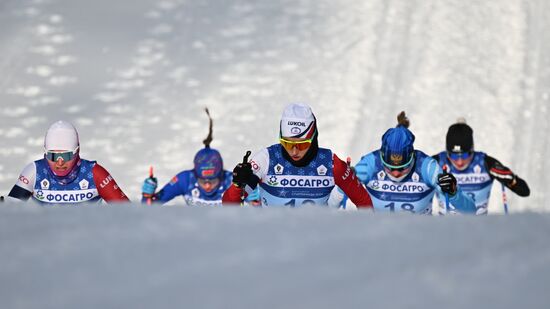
left=451, top=161, right=470, bottom=171
left=52, top=168, right=71, bottom=177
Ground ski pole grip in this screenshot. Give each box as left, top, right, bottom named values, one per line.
left=147, top=166, right=154, bottom=205
left=242, top=151, right=251, bottom=164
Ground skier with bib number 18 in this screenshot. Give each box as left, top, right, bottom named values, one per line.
left=329, top=112, right=475, bottom=214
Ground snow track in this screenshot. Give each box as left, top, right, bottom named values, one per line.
left=0, top=0, right=548, bottom=211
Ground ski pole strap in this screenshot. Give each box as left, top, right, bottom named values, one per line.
left=501, top=183, right=509, bottom=214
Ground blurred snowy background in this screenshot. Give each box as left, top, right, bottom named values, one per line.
left=1, top=0, right=548, bottom=212
left=1, top=1, right=550, bottom=308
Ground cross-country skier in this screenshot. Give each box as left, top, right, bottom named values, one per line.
left=330, top=112, right=475, bottom=214
left=433, top=119, right=530, bottom=214
left=222, top=103, right=373, bottom=208
left=141, top=109, right=233, bottom=206
left=7, top=121, right=129, bottom=204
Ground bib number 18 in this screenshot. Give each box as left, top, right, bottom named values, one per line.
left=384, top=202, right=415, bottom=213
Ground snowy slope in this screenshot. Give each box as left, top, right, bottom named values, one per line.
left=1, top=2, right=550, bottom=307
left=1, top=204, right=549, bottom=309
left=0, top=0, right=549, bottom=212
left=0, top=0, right=548, bottom=211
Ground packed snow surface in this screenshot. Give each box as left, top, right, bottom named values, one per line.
left=1, top=204, right=550, bottom=309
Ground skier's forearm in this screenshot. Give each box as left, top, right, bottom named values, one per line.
left=508, top=176, right=530, bottom=197
left=93, top=164, right=130, bottom=203
left=222, top=184, right=245, bottom=205
left=8, top=185, right=32, bottom=201
left=333, top=155, right=372, bottom=208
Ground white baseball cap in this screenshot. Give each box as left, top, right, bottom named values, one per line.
left=280, top=103, right=316, bottom=138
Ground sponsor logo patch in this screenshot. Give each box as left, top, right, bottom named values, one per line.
left=317, top=165, right=327, bottom=176
left=368, top=180, right=430, bottom=193
left=33, top=189, right=98, bottom=203
left=269, top=175, right=334, bottom=188
left=41, top=179, right=50, bottom=190
left=79, top=179, right=89, bottom=190
left=455, top=173, right=491, bottom=184
left=19, top=175, right=30, bottom=185
left=274, top=164, right=284, bottom=175
left=377, top=171, right=386, bottom=181
left=412, top=172, right=420, bottom=183
left=288, top=121, right=306, bottom=127
left=267, top=176, right=278, bottom=186
left=100, top=175, right=113, bottom=189
left=474, top=165, right=482, bottom=174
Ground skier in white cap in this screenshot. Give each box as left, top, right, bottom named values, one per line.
left=222, top=103, right=372, bottom=208
left=7, top=121, right=129, bottom=204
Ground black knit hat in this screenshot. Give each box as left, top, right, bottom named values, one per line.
left=446, top=122, right=473, bottom=153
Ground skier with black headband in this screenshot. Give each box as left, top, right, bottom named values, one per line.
left=141, top=108, right=233, bottom=206
left=330, top=112, right=475, bottom=214
left=433, top=119, right=530, bottom=214
left=222, top=103, right=373, bottom=208
left=7, top=120, right=129, bottom=204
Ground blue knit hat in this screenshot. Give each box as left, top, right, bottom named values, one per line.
left=380, top=125, right=415, bottom=168
left=193, top=147, right=223, bottom=179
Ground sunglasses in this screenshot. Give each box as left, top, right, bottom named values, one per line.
left=380, top=152, right=415, bottom=172
left=198, top=178, right=220, bottom=186
left=279, top=138, right=313, bottom=152
left=448, top=151, right=473, bottom=161
left=45, top=148, right=78, bottom=162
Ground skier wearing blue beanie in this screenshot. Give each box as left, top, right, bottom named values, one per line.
left=331, top=112, right=475, bottom=214
left=141, top=108, right=233, bottom=206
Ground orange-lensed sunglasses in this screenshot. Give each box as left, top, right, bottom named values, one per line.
left=279, top=138, right=313, bottom=151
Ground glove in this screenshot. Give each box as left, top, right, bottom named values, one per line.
left=232, top=162, right=260, bottom=189
left=438, top=172, right=457, bottom=196
left=142, top=177, right=158, bottom=198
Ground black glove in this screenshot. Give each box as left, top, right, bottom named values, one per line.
left=232, top=162, right=260, bottom=189
left=438, top=172, right=457, bottom=195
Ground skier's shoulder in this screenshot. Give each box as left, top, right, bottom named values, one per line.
left=431, top=151, right=446, bottom=163
left=417, top=150, right=441, bottom=180
left=80, top=158, right=97, bottom=166
left=249, top=147, right=271, bottom=165
left=221, top=170, right=233, bottom=186
left=16, top=161, right=39, bottom=190
left=172, top=169, right=195, bottom=185
left=24, top=160, right=39, bottom=175
left=356, top=150, right=378, bottom=167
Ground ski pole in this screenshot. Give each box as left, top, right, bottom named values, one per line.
left=501, top=183, right=509, bottom=214
left=147, top=166, right=154, bottom=205
left=0, top=196, right=4, bottom=203
left=442, top=166, right=450, bottom=214
left=240, top=151, right=252, bottom=206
